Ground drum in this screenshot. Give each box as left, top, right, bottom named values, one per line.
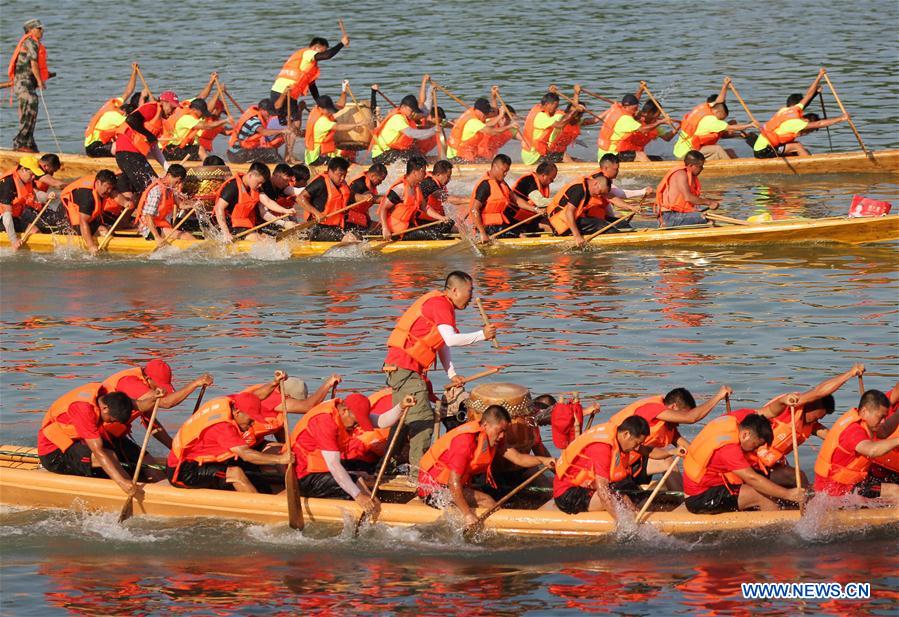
left=183, top=166, right=231, bottom=203
left=504, top=418, right=537, bottom=452
left=465, top=382, right=534, bottom=420
left=334, top=103, right=374, bottom=151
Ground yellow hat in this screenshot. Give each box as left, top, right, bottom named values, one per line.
left=18, top=156, right=42, bottom=176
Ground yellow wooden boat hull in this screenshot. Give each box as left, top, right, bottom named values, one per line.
left=1, top=448, right=895, bottom=538
left=3, top=148, right=897, bottom=181
left=2, top=215, right=897, bottom=258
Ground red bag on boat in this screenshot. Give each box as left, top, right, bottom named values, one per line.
left=848, top=195, right=892, bottom=218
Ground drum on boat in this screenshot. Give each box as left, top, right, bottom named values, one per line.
left=334, top=103, right=374, bottom=151
left=183, top=166, right=230, bottom=203
left=464, top=382, right=534, bottom=421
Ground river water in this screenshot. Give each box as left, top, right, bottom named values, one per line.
left=2, top=1, right=899, bottom=615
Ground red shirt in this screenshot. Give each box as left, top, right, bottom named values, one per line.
left=683, top=443, right=751, bottom=496
left=293, top=413, right=342, bottom=478
left=166, top=423, right=246, bottom=466
left=417, top=431, right=477, bottom=494
left=551, top=401, right=583, bottom=449
left=813, top=423, right=869, bottom=495
left=115, top=103, right=160, bottom=154
left=552, top=442, right=613, bottom=498
left=115, top=375, right=151, bottom=402
left=37, top=401, right=102, bottom=455
left=384, top=295, right=456, bottom=374
left=259, top=389, right=281, bottom=417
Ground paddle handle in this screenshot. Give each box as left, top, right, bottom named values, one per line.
left=375, top=89, right=398, bottom=109
left=493, top=89, right=527, bottom=150
left=19, top=199, right=53, bottom=246
left=430, top=80, right=468, bottom=109
left=433, top=88, right=445, bottom=159
left=153, top=206, right=197, bottom=251
left=98, top=206, right=134, bottom=252
left=636, top=454, right=680, bottom=524
left=704, top=212, right=751, bottom=226
left=135, top=65, right=153, bottom=99
left=584, top=212, right=636, bottom=244
left=638, top=81, right=676, bottom=127
left=554, top=88, right=603, bottom=122
left=725, top=393, right=732, bottom=414
left=789, top=405, right=805, bottom=515
left=131, top=396, right=162, bottom=483
left=820, top=70, right=870, bottom=157
left=191, top=384, right=207, bottom=415
left=370, top=403, right=411, bottom=502
left=445, top=366, right=502, bottom=391
left=475, top=298, right=499, bottom=349
left=857, top=374, right=865, bottom=396
left=580, top=87, right=615, bottom=105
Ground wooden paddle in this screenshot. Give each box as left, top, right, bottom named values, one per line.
left=97, top=206, right=134, bottom=252
left=635, top=454, right=682, bottom=524
left=134, top=64, right=153, bottom=100
left=725, top=393, right=732, bottom=414
left=17, top=198, right=56, bottom=248
left=488, top=211, right=544, bottom=241
left=820, top=70, right=871, bottom=159
left=368, top=218, right=449, bottom=251
left=464, top=463, right=552, bottom=540
left=637, top=81, right=677, bottom=128
left=150, top=206, right=197, bottom=253
left=275, top=199, right=369, bottom=242
left=552, top=87, right=603, bottom=122
left=789, top=404, right=805, bottom=515
left=817, top=91, right=834, bottom=152
left=430, top=81, right=468, bottom=109
left=444, top=366, right=503, bottom=391
left=375, top=89, right=399, bottom=109
left=118, top=392, right=162, bottom=523
left=475, top=298, right=499, bottom=349
left=494, top=89, right=528, bottom=151
left=726, top=80, right=797, bottom=174
left=580, top=87, right=616, bottom=105
left=216, top=78, right=245, bottom=114
left=281, top=381, right=304, bottom=530
left=583, top=403, right=600, bottom=432
left=582, top=211, right=637, bottom=245
left=353, top=395, right=415, bottom=535
left=857, top=374, right=865, bottom=395
left=432, top=88, right=445, bottom=159
left=191, top=384, right=207, bottom=414
left=704, top=212, right=751, bottom=227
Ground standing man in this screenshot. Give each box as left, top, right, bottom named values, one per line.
left=383, top=271, right=498, bottom=476
left=270, top=33, right=349, bottom=113
left=654, top=150, right=719, bottom=227
left=8, top=19, right=54, bottom=152
left=114, top=91, right=181, bottom=194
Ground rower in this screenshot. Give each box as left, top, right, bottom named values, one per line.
left=342, top=388, right=392, bottom=472
left=869, top=383, right=899, bottom=486
left=654, top=150, right=719, bottom=228
left=468, top=154, right=530, bottom=242
left=259, top=164, right=304, bottom=234
left=683, top=411, right=804, bottom=514
left=198, top=99, right=230, bottom=155
left=813, top=390, right=899, bottom=504
left=383, top=271, right=498, bottom=476
left=508, top=161, right=557, bottom=234
left=346, top=162, right=388, bottom=233
left=298, top=156, right=358, bottom=242
left=34, top=153, right=63, bottom=192
left=291, top=163, right=311, bottom=188
left=591, top=153, right=656, bottom=230
left=446, top=96, right=512, bottom=163
left=0, top=156, right=52, bottom=250
left=543, top=416, right=650, bottom=524
left=521, top=92, right=581, bottom=165
left=162, top=98, right=226, bottom=162
left=419, top=405, right=554, bottom=527
left=379, top=155, right=453, bottom=241
left=227, top=99, right=286, bottom=165
left=270, top=33, right=349, bottom=113
left=752, top=364, right=866, bottom=487
left=609, top=386, right=732, bottom=491
left=304, top=94, right=344, bottom=166
left=673, top=79, right=753, bottom=160
left=596, top=93, right=665, bottom=163
left=134, top=164, right=194, bottom=245
left=370, top=95, right=435, bottom=165
left=167, top=390, right=293, bottom=492
left=114, top=91, right=181, bottom=194
left=546, top=103, right=601, bottom=163
left=750, top=69, right=849, bottom=158
left=38, top=383, right=142, bottom=496
left=545, top=172, right=612, bottom=246
left=418, top=160, right=459, bottom=224
left=213, top=162, right=294, bottom=243
left=59, top=169, right=118, bottom=255
left=617, top=101, right=675, bottom=161
left=290, top=392, right=412, bottom=513
left=83, top=67, right=140, bottom=158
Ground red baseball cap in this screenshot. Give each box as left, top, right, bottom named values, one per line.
left=343, top=393, right=373, bottom=431
left=144, top=359, right=174, bottom=394
left=228, top=393, right=266, bottom=423
left=159, top=91, right=179, bottom=105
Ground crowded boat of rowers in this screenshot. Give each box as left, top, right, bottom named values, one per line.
left=3, top=273, right=897, bottom=538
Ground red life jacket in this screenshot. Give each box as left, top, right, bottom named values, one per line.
left=385, top=290, right=448, bottom=372
left=276, top=48, right=321, bottom=99
left=814, top=409, right=874, bottom=487
left=419, top=420, right=497, bottom=488
left=199, top=123, right=227, bottom=151
left=548, top=122, right=581, bottom=154
left=655, top=165, right=702, bottom=214
left=134, top=179, right=176, bottom=230
left=449, top=108, right=486, bottom=161
left=677, top=102, right=719, bottom=150
left=556, top=422, right=642, bottom=486
left=228, top=106, right=268, bottom=150
left=214, top=173, right=259, bottom=229
left=755, top=399, right=816, bottom=468
left=7, top=31, right=49, bottom=82
left=468, top=174, right=511, bottom=226
left=290, top=400, right=350, bottom=475
left=61, top=174, right=104, bottom=226
left=0, top=168, right=39, bottom=218
left=523, top=104, right=553, bottom=155
left=761, top=105, right=804, bottom=148
left=304, top=107, right=337, bottom=156
left=306, top=172, right=350, bottom=228
left=346, top=173, right=379, bottom=227
left=84, top=98, right=126, bottom=145
left=384, top=176, right=424, bottom=234
left=477, top=127, right=514, bottom=160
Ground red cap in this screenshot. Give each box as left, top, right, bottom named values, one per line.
left=144, top=359, right=174, bottom=394
left=228, top=393, right=266, bottom=423
left=343, top=393, right=373, bottom=431
left=159, top=91, right=179, bottom=105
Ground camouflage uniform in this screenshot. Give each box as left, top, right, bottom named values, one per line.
left=12, top=36, right=40, bottom=152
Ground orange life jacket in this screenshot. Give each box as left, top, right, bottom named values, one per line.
left=290, top=400, right=350, bottom=474
left=7, top=31, right=49, bottom=82
left=683, top=415, right=745, bottom=489
left=384, top=176, right=424, bottom=234
left=386, top=290, right=447, bottom=372
left=0, top=168, right=39, bottom=218
left=677, top=102, right=719, bottom=150
left=61, top=174, right=103, bottom=226
left=814, top=409, right=874, bottom=486
left=609, top=395, right=677, bottom=448
left=122, top=102, right=165, bottom=156
left=199, top=123, right=227, bottom=151
left=306, top=172, right=350, bottom=227
left=345, top=387, right=394, bottom=463
left=449, top=109, right=486, bottom=161
left=760, top=105, right=804, bottom=148
left=84, top=98, right=125, bottom=145
left=655, top=165, right=702, bottom=214
left=523, top=104, right=553, bottom=155
left=556, top=422, right=641, bottom=486
left=548, top=122, right=581, bottom=154
left=597, top=103, right=631, bottom=152
left=171, top=397, right=242, bottom=464
left=546, top=177, right=590, bottom=234
left=346, top=173, right=379, bottom=227
left=237, top=383, right=282, bottom=445
left=134, top=179, right=176, bottom=229
left=39, top=383, right=108, bottom=453
left=161, top=102, right=190, bottom=143
left=419, top=420, right=497, bottom=487
left=228, top=106, right=268, bottom=150
left=469, top=174, right=511, bottom=226
left=755, top=400, right=815, bottom=468
left=277, top=48, right=321, bottom=99
left=419, top=173, right=446, bottom=221
left=371, top=109, right=415, bottom=152
left=167, top=107, right=204, bottom=149
left=304, top=107, right=337, bottom=155
left=98, top=367, right=147, bottom=439
left=214, top=173, right=259, bottom=229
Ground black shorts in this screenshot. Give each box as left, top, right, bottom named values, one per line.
left=555, top=486, right=593, bottom=515
left=297, top=472, right=352, bottom=499
left=85, top=141, right=115, bottom=158
left=307, top=224, right=348, bottom=242
left=40, top=436, right=142, bottom=478
left=868, top=465, right=899, bottom=485
left=167, top=461, right=231, bottom=490
left=854, top=475, right=885, bottom=498
left=342, top=459, right=377, bottom=474
left=685, top=485, right=739, bottom=514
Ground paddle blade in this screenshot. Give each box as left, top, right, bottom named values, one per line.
left=118, top=495, right=134, bottom=524
left=285, top=463, right=304, bottom=530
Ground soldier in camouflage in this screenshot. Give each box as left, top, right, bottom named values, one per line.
left=9, top=19, right=54, bottom=152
